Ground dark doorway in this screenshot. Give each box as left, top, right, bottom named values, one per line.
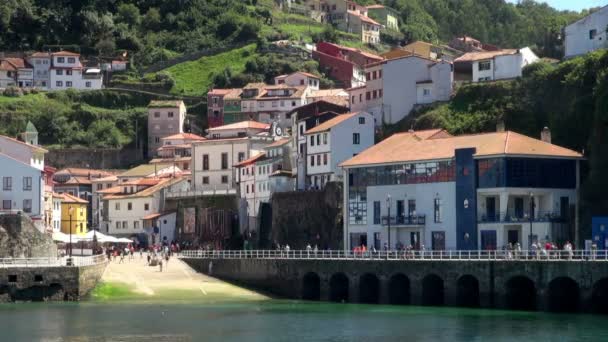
left=560, top=197, right=569, bottom=220
left=514, top=197, right=524, bottom=219
left=457, top=275, right=480, bottom=307
left=508, top=230, right=520, bottom=245
left=359, top=273, right=380, bottom=304
left=330, top=273, right=349, bottom=303
left=547, top=277, right=579, bottom=313
left=481, top=230, right=497, bottom=250
left=591, top=278, right=608, bottom=314
left=486, top=197, right=496, bottom=221
left=410, top=232, right=420, bottom=249
left=388, top=274, right=410, bottom=305
left=422, top=274, right=444, bottom=306
left=302, top=272, right=321, bottom=301
left=505, top=276, right=536, bottom=311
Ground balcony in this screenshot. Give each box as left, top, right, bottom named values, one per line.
left=478, top=211, right=566, bottom=224
left=382, top=215, right=426, bottom=227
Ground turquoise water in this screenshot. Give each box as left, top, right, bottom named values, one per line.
left=1, top=301, right=607, bottom=341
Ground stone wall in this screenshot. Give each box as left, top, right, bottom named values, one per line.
left=0, top=214, right=57, bottom=258
left=183, top=257, right=608, bottom=313
left=0, top=261, right=107, bottom=302
left=46, top=147, right=144, bottom=169
left=269, top=182, right=343, bottom=249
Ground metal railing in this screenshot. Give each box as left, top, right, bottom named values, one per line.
left=478, top=211, right=566, bottom=223
left=179, top=249, right=608, bottom=262
left=0, top=255, right=107, bottom=268
left=166, top=188, right=237, bottom=199
left=382, top=215, right=426, bottom=226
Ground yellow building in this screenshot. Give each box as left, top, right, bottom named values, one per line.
left=58, top=193, right=88, bottom=235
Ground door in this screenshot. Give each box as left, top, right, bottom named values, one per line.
left=373, top=232, right=381, bottom=250
left=359, top=234, right=367, bottom=248
left=560, top=197, right=569, bottom=220
left=408, top=199, right=416, bottom=216
left=514, top=198, right=524, bottom=219
left=410, top=232, right=420, bottom=249
left=431, top=231, right=445, bottom=250
left=486, top=197, right=496, bottom=222
left=396, top=200, right=404, bottom=224
left=481, top=230, right=497, bottom=250
left=507, top=229, right=519, bottom=244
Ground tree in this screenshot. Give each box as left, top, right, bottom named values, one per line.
left=116, top=3, right=140, bottom=27
left=142, top=7, right=161, bottom=31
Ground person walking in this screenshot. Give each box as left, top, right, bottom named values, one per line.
left=159, top=259, right=163, bottom=272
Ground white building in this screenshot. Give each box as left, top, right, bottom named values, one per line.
left=454, top=48, right=539, bottom=83
left=103, top=177, right=188, bottom=242
left=147, top=100, right=188, bottom=158
left=27, top=52, right=51, bottom=88
left=91, top=175, right=119, bottom=232
left=340, top=128, right=583, bottom=251
left=47, top=51, right=103, bottom=91
left=192, top=121, right=274, bottom=191
left=274, top=71, right=320, bottom=90
left=0, top=135, right=46, bottom=171
left=51, top=195, right=62, bottom=232
left=564, top=5, right=608, bottom=59
left=304, top=112, right=374, bottom=189
left=0, top=152, right=45, bottom=224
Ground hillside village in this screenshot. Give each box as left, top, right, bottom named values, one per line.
left=0, top=1, right=607, bottom=252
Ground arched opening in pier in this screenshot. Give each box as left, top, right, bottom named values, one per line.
left=388, top=273, right=410, bottom=305
left=457, top=275, right=480, bottom=308
left=302, top=272, right=321, bottom=301
left=591, top=278, right=608, bottom=314
left=422, top=274, right=444, bottom=306
left=359, top=273, right=380, bottom=304
left=329, top=273, right=349, bottom=303
left=505, top=276, right=536, bottom=311
left=547, top=277, right=579, bottom=313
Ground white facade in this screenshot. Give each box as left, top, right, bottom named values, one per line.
left=52, top=196, right=62, bottom=232
left=275, top=72, right=320, bottom=90
left=91, top=176, right=118, bottom=232
left=48, top=52, right=103, bottom=91
left=0, top=153, right=45, bottom=223
left=305, top=112, right=374, bottom=188
left=471, top=48, right=539, bottom=82
left=27, top=55, right=51, bottom=88
left=565, top=6, right=608, bottom=58
left=0, top=135, right=45, bottom=170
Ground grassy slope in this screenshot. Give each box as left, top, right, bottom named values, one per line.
left=156, top=44, right=257, bottom=96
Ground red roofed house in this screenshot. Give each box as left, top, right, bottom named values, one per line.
left=454, top=47, right=539, bottom=83
left=0, top=57, right=33, bottom=88
left=49, top=51, right=103, bottom=91
left=208, top=88, right=234, bottom=128
left=313, top=41, right=384, bottom=88
left=340, top=127, right=583, bottom=252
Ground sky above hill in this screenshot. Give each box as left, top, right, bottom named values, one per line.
left=507, top=0, right=606, bottom=11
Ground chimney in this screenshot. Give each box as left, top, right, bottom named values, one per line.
left=541, top=127, right=551, bottom=143
left=496, top=120, right=505, bottom=132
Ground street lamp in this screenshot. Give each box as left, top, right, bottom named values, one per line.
left=529, top=192, right=535, bottom=246
left=386, top=194, right=392, bottom=250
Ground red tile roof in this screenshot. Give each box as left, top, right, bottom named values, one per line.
left=161, top=133, right=206, bottom=141
left=29, top=52, right=51, bottom=58
left=266, top=138, right=290, bottom=148
left=208, top=88, right=234, bottom=95
left=347, top=10, right=381, bottom=26
left=341, top=130, right=583, bottom=167
left=455, top=49, right=518, bottom=63
left=305, top=113, right=358, bottom=134
left=51, top=50, right=80, bottom=57
left=234, top=153, right=266, bottom=167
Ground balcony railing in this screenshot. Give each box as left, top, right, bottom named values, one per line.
left=478, top=211, right=566, bottom=223
left=382, top=214, right=426, bottom=226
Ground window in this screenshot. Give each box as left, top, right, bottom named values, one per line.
left=115, top=202, right=120, bottom=211
left=373, top=201, right=381, bottom=224
left=323, top=153, right=328, bottom=165
left=23, top=200, right=32, bottom=213
left=56, top=69, right=63, bottom=75
left=590, top=29, right=598, bottom=39
left=221, top=175, right=229, bottom=184
left=378, top=70, right=382, bottom=78
left=246, top=185, right=249, bottom=193
left=292, top=101, right=296, bottom=106
left=311, top=155, right=315, bottom=166
left=372, top=90, right=377, bottom=99
left=366, top=92, right=371, bottom=100
left=221, top=153, right=229, bottom=169
left=203, top=154, right=209, bottom=170
left=423, top=89, right=431, bottom=96
left=144, top=203, right=149, bottom=211
left=127, top=202, right=132, bottom=211
left=238, top=152, right=245, bottom=162
left=86, top=81, right=91, bottom=88
left=66, top=81, right=72, bottom=87
left=3, top=177, right=12, bottom=190
left=316, top=134, right=320, bottom=145
left=116, top=221, right=120, bottom=229
left=122, top=221, right=127, bottom=229
left=316, top=154, right=321, bottom=166
left=97, top=184, right=103, bottom=190
left=323, top=133, right=328, bottom=144
left=202, top=176, right=209, bottom=184
left=67, top=57, right=76, bottom=63
left=66, top=70, right=72, bottom=76
left=299, top=125, right=304, bottom=135
left=134, top=221, right=139, bottom=230
left=379, top=89, right=383, bottom=98
left=272, top=101, right=278, bottom=108
left=366, top=72, right=370, bottom=81
left=478, top=61, right=491, bottom=71
left=351, top=95, right=355, bottom=104
left=168, top=111, right=174, bottom=118
left=353, top=133, right=360, bottom=145
left=434, top=198, right=442, bottom=223
left=310, top=135, right=314, bottom=146
left=154, top=112, right=160, bottom=118
left=260, top=102, right=265, bottom=108
left=359, top=117, right=365, bottom=125
left=23, top=177, right=32, bottom=191
left=212, top=96, right=218, bottom=104
left=56, top=81, right=63, bottom=87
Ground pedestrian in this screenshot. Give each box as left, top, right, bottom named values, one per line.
left=165, top=253, right=169, bottom=268
left=119, top=250, right=125, bottom=264
left=147, top=252, right=151, bottom=265
left=159, top=259, right=163, bottom=272
left=139, top=248, right=143, bottom=259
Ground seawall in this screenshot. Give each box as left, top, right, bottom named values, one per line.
left=0, top=261, right=108, bottom=302
left=182, top=257, right=608, bottom=313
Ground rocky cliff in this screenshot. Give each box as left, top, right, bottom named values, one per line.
left=0, top=214, right=57, bottom=258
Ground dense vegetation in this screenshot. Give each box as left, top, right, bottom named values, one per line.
left=393, top=49, right=608, bottom=232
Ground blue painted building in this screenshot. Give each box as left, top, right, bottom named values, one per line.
left=340, top=128, right=583, bottom=251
